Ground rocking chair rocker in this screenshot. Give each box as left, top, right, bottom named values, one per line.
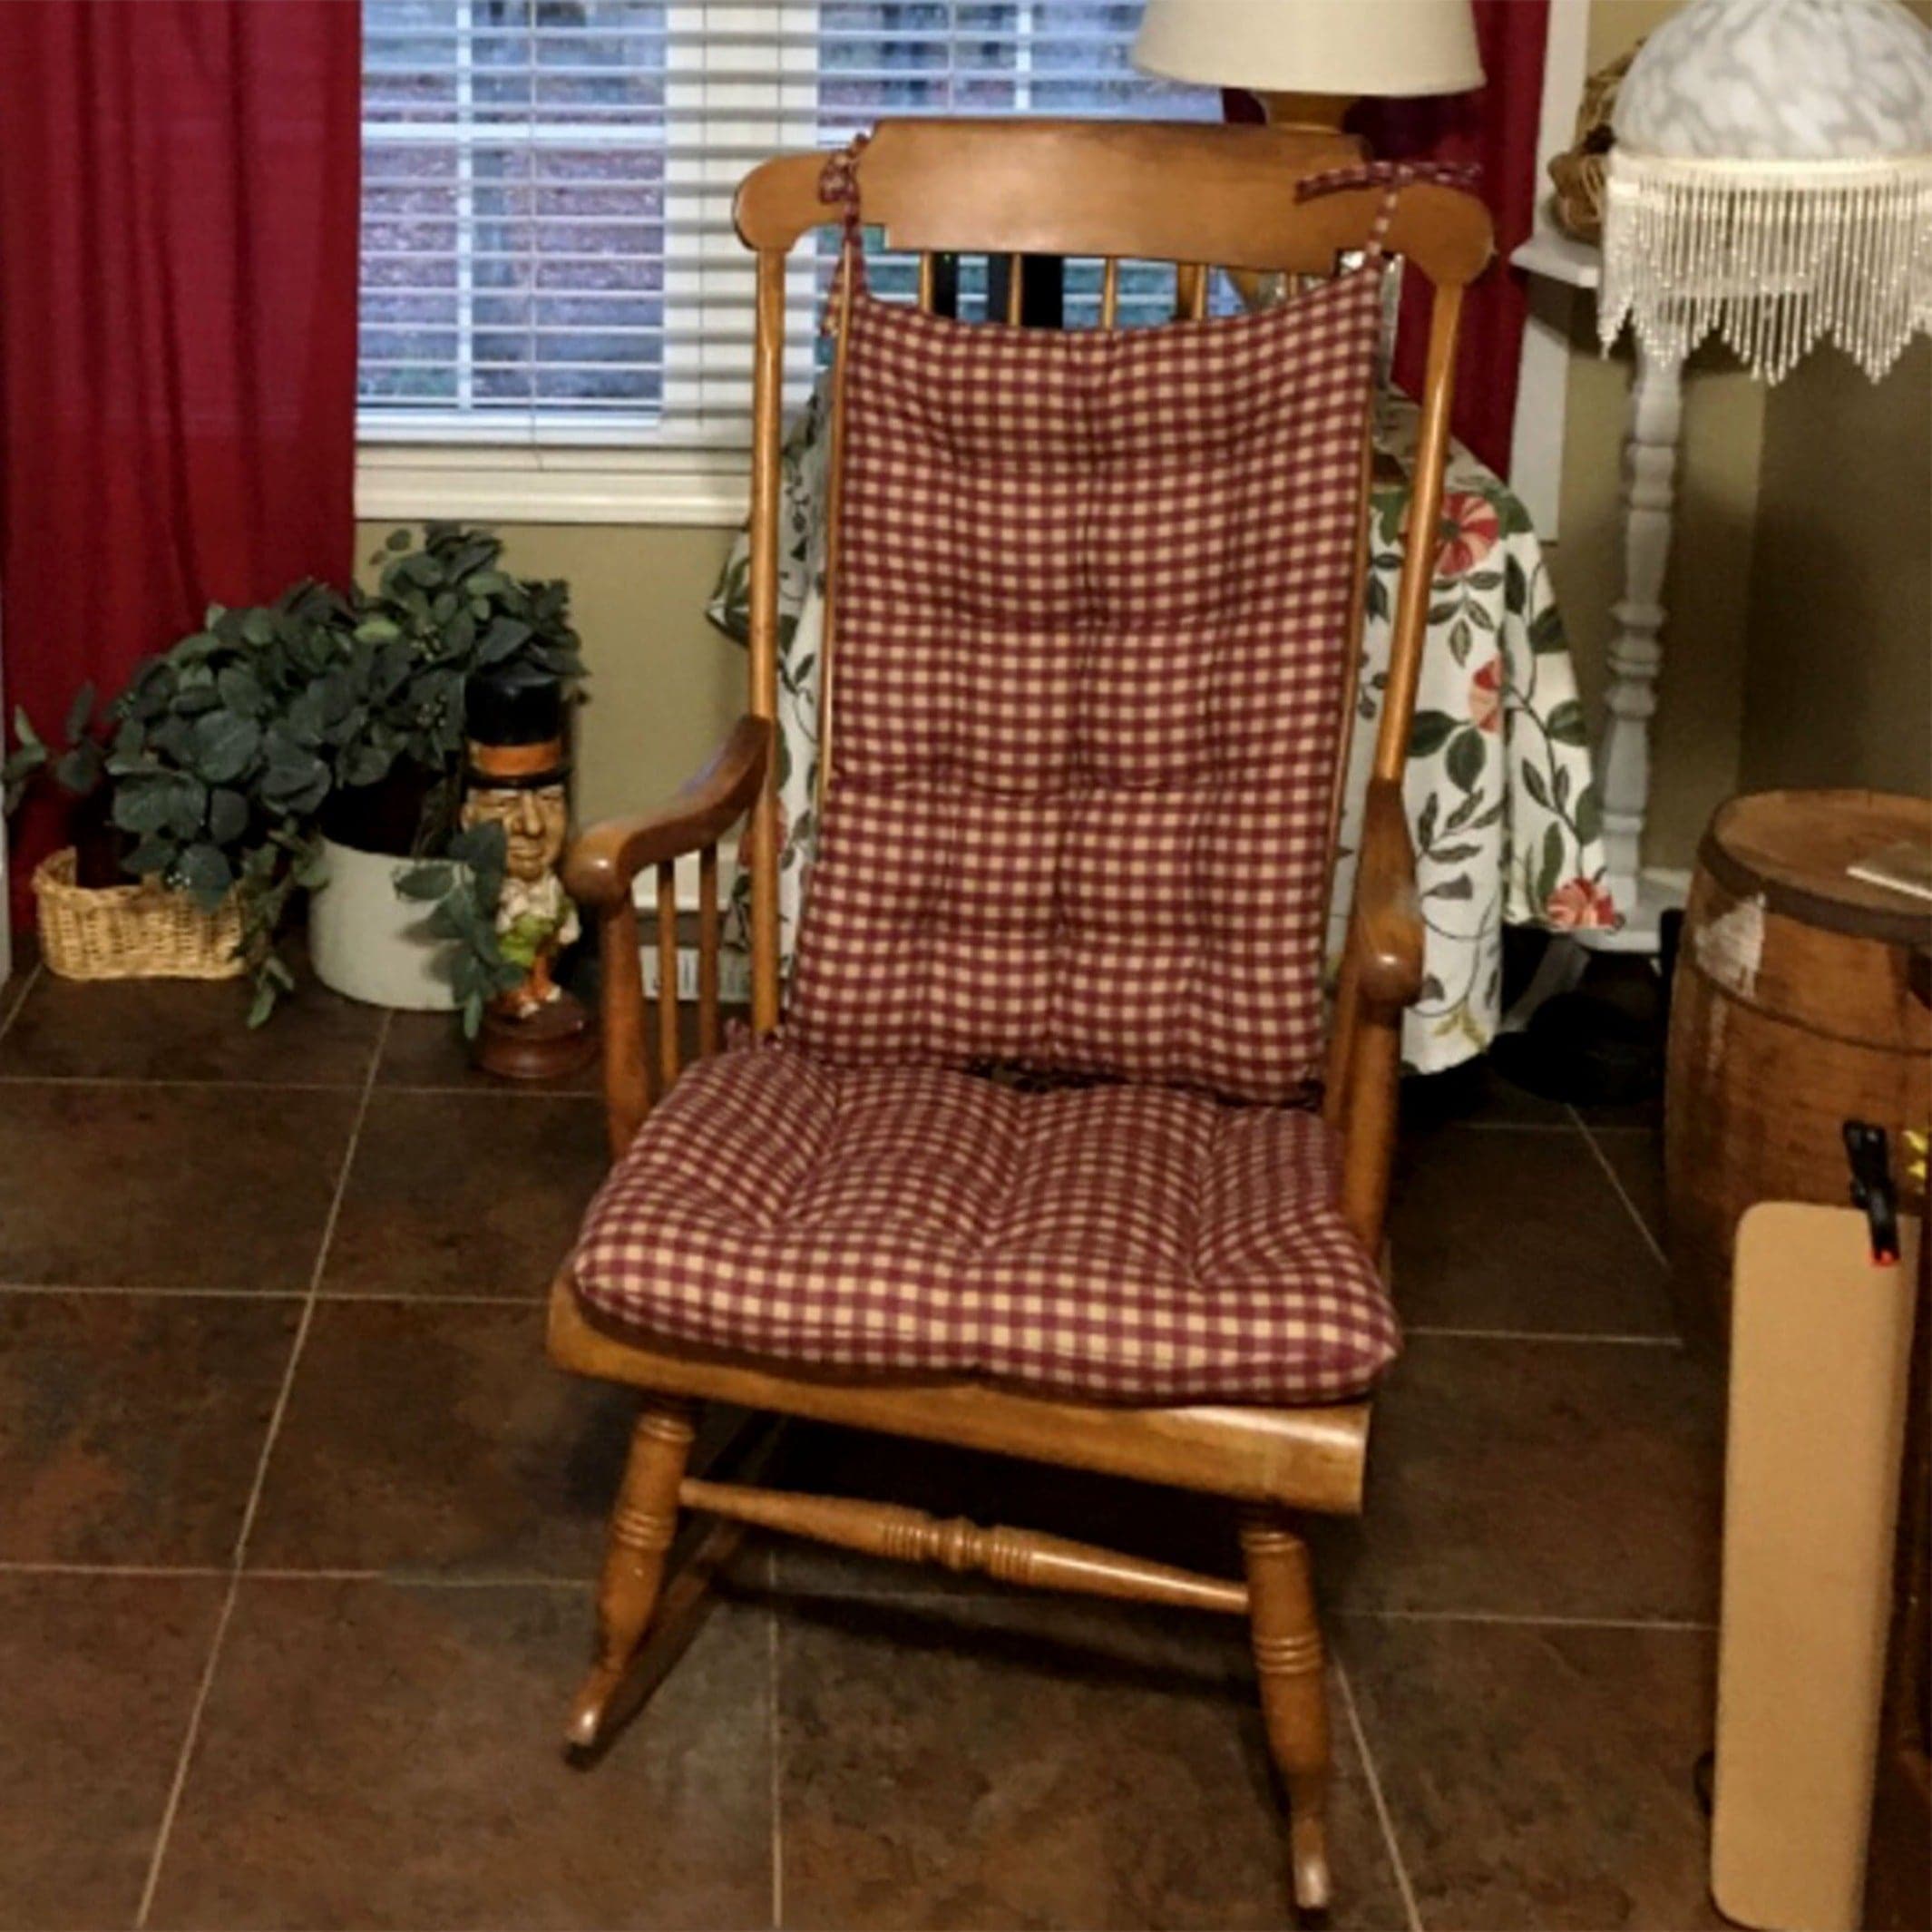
left=548, top=119, right=1489, bottom=1915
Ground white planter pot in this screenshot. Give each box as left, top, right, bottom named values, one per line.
left=308, top=836, right=460, bottom=1011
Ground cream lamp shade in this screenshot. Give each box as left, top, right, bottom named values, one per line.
left=1597, top=0, right=1932, bottom=381
left=1132, top=0, right=1482, bottom=97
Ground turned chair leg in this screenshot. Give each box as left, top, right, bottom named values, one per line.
left=1239, top=1507, right=1333, bottom=1915
left=567, top=1396, right=696, bottom=1750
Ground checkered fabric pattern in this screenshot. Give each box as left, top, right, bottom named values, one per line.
left=787, top=267, right=1384, bottom=1103
left=573, top=1040, right=1399, bottom=1405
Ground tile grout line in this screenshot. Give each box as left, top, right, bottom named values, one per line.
left=133, top=1010, right=393, bottom=1931
left=0, top=1560, right=231, bottom=1581
left=1334, top=1659, right=1425, bottom=1932
left=365, top=1081, right=600, bottom=1100
left=0, top=1283, right=308, bottom=1301
left=0, top=1558, right=594, bottom=1587
left=1567, top=1103, right=1670, bottom=1271
left=768, top=1542, right=785, bottom=1932
left=0, top=1283, right=546, bottom=1305
left=246, top=1568, right=593, bottom=1589
left=0, top=1290, right=1688, bottom=1337
left=0, top=1554, right=1721, bottom=1631
left=0, top=959, right=44, bottom=1045
left=0, top=1072, right=363, bottom=1091
left=1335, top=1606, right=1717, bottom=1632
left=312, top=1290, right=550, bottom=1307
left=1405, top=1324, right=1682, bottom=1347
left=0, top=1072, right=596, bottom=1096
left=806, top=1593, right=1718, bottom=1631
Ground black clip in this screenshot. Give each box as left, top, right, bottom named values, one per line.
left=1844, top=1120, right=1900, bottom=1266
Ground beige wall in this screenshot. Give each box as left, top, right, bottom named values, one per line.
left=1547, top=316, right=1766, bottom=869
left=1736, top=336, right=1932, bottom=799
left=354, top=521, right=743, bottom=828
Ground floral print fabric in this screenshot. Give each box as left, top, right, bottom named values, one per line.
left=707, top=386, right=1617, bottom=1076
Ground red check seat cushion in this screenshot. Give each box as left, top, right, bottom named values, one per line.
left=572, top=1040, right=1398, bottom=1406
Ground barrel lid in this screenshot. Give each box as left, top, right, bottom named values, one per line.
left=1702, top=789, right=1932, bottom=946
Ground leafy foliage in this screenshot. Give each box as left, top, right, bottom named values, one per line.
left=3, top=684, right=110, bottom=815
left=395, top=820, right=524, bottom=1039
left=367, top=521, right=583, bottom=718
left=104, top=582, right=351, bottom=1018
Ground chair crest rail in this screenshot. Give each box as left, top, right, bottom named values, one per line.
left=734, top=119, right=1493, bottom=289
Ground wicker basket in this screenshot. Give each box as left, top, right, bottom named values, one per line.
left=1547, top=40, right=1643, bottom=246
left=32, top=847, right=244, bottom=981
left=1549, top=148, right=1609, bottom=245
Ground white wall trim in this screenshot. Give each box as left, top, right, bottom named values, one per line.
left=1508, top=0, right=1595, bottom=542
left=356, top=444, right=749, bottom=527
left=632, top=840, right=748, bottom=1000
left=641, top=941, right=755, bottom=1002
left=633, top=840, right=744, bottom=916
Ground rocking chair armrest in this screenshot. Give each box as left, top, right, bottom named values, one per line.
left=563, top=716, right=773, bottom=909
left=1350, top=778, right=1424, bottom=1010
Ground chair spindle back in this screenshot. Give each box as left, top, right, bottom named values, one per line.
left=734, top=120, right=1492, bottom=1057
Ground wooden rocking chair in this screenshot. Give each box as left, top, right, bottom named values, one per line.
left=549, top=120, right=1489, bottom=1915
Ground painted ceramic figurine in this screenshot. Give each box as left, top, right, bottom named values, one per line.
left=463, top=776, right=578, bottom=1016
left=461, top=674, right=595, bottom=1080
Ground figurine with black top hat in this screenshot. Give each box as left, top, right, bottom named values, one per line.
left=460, top=672, right=595, bottom=1080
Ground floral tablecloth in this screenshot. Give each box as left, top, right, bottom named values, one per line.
left=707, top=386, right=1616, bottom=1075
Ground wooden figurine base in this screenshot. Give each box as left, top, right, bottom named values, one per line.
left=473, top=991, right=597, bottom=1083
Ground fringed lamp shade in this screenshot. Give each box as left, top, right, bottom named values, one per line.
left=1597, top=0, right=1932, bottom=382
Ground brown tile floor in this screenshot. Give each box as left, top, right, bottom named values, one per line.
left=0, top=948, right=1724, bottom=1932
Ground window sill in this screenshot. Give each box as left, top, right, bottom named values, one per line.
left=355, top=444, right=751, bottom=528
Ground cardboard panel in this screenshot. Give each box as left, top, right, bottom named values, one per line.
left=1713, top=1202, right=1923, bottom=1932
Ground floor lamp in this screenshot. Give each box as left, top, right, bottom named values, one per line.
left=1588, top=0, right=1932, bottom=952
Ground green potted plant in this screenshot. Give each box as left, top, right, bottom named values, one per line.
left=304, top=524, right=584, bottom=1012
left=101, top=581, right=358, bottom=1013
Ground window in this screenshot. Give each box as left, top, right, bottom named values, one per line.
left=358, top=2, right=1212, bottom=454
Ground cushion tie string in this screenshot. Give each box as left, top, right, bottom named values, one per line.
left=818, top=133, right=873, bottom=333
left=1293, top=160, right=1482, bottom=259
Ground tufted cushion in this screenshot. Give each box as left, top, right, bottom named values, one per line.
left=573, top=1041, right=1398, bottom=1405
left=787, top=268, right=1384, bottom=1103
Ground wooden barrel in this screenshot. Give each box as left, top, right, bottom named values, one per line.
left=1666, top=788, right=1932, bottom=1342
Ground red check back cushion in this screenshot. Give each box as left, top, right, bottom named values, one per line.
left=788, top=268, right=1382, bottom=1103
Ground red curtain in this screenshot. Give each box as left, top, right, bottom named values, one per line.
left=0, top=0, right=361, bottom=927
left=1222, top=0, right=1550, bottom=475
left=1351, top=0, right=1550, bottom=477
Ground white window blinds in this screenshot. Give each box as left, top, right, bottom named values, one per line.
left=358, top=2, right=1214, bottom=449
